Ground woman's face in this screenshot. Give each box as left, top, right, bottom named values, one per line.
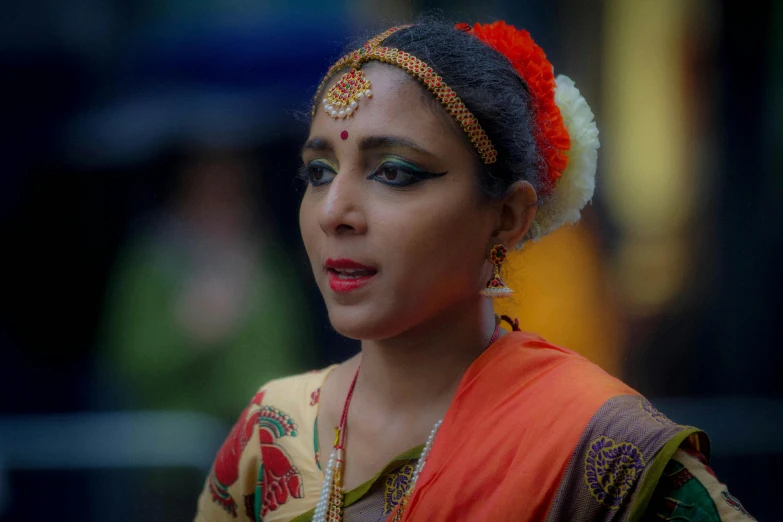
left=299, top=65, right=499, bottom=340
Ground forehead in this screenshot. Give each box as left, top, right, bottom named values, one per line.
left=309, top=64, right=468, bottom=155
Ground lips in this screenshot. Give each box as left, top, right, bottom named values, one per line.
left=324, top=258, right=378, bottom=293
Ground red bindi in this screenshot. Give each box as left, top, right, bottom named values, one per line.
left=340, top=130, right=349, bottom=140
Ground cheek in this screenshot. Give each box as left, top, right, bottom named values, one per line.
left=381, top=193, right=489, bottom=289
left=298, top=194, right=319, bottom=264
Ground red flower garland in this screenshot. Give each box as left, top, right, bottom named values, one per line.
left=459, top=21, right=571, bottom=194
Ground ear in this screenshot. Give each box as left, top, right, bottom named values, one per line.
left=490, top=180, right=538, bottom=248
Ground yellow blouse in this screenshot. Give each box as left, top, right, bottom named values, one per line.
left=194, top=368, right=334, bottom=522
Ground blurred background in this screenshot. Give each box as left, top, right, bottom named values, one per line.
left=0, top=0, right=780, bottom=520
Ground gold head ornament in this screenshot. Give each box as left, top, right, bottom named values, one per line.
left=313, top=25, right=498, bottom=164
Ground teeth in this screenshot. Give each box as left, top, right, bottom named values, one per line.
left=332, top=268, right=373, bottom=278
left=335, top=269, right=367, bottom=277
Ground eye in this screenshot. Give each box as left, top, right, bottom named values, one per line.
left=369, top=161, right=423, bottom=187
left=298, top=161, right=336, bottom=187
left=309, top=165, right=326, bottom=182
left=375, top=164, right=415, bottom=184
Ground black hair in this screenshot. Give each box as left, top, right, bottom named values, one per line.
left=312, top=17, right=543, bottom=200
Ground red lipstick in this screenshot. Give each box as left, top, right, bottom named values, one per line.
left=325, top=258, right=377, bottom=293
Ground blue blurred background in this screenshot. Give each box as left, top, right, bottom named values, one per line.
left=0, top=0, right=780, bottom=520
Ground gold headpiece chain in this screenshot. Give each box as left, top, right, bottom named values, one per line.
left=312, top=25, right=498, bottom=165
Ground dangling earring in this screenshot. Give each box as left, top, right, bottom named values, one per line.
left=480, top=244, right=513, bottom=298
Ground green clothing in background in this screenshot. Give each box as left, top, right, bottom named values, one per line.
left=98, top=218, right=311, bottom=422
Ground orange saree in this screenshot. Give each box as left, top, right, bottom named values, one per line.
left=394, top=331, right=706, bottom=521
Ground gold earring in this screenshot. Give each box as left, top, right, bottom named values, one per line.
left=480, top=244, right=513, bottom=298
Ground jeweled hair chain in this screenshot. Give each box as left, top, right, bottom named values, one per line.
left=312, top=25, right=498, bottom=165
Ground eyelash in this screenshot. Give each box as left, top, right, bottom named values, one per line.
left=297, top=162, right=334, bottom=187
left=297, top=159, right=445, bottom=188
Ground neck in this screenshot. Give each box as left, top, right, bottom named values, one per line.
left=355, top=297, right=500, bottom=417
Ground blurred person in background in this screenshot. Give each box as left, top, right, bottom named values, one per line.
left=194, top=19, right=751, bottom=522
left=97, top=146, right=312, bottom=422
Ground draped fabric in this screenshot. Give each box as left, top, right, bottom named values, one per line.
left=196, top=332, right=750, bottom=522
left=392, top=332, right=700, bottom=521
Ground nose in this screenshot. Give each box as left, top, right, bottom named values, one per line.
left=318, top=169, right=367, bottom=236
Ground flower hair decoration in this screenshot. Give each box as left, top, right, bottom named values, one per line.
left=460, top=21, right=600, bottom=242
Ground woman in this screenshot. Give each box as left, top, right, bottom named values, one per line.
left=195, top=20, right=753, bottom=521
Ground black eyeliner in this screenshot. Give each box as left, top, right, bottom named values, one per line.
left=368, top=157, right=448, bottom=187
left=299, top=159, right=337, bottom=187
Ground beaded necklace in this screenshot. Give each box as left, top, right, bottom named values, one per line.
left=313, top=324, right=500, bottom=522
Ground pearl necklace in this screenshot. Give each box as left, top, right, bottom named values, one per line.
left=313, top=325, right=500, bottom=522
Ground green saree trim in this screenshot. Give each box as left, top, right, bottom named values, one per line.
left=627, top=427, right=706, bottom=522
left=289, top=444, right=425, bottom=522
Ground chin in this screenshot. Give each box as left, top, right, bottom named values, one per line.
left=326, top=305, right=405, bottom=341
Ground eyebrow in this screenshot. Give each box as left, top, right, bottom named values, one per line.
left=301, top=135, right=436, bottom=158
left=301, top=136, right=331, bottom=156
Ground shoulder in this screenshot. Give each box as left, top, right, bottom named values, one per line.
left=194, top=367, right=335, bottom=521
left=480, top=331, right=636, bottom=410
left=545, top=392, right=709, bottom=520
left=258, top=366, right=336, bottom=410
left=494, top=330, right=620, bottom=376
left=491, top=333, right=713, bottom=520
left=253, top=367, right=335, bottom=461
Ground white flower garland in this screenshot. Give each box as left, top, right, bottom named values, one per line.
left=522, top=75, right=600, bottom=245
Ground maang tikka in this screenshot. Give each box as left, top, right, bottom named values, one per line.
left=481, top=244, right=513, bottom=297
left=318, top=26, right=408, bottom=120
left=313, top=25, right=498, bottom=164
